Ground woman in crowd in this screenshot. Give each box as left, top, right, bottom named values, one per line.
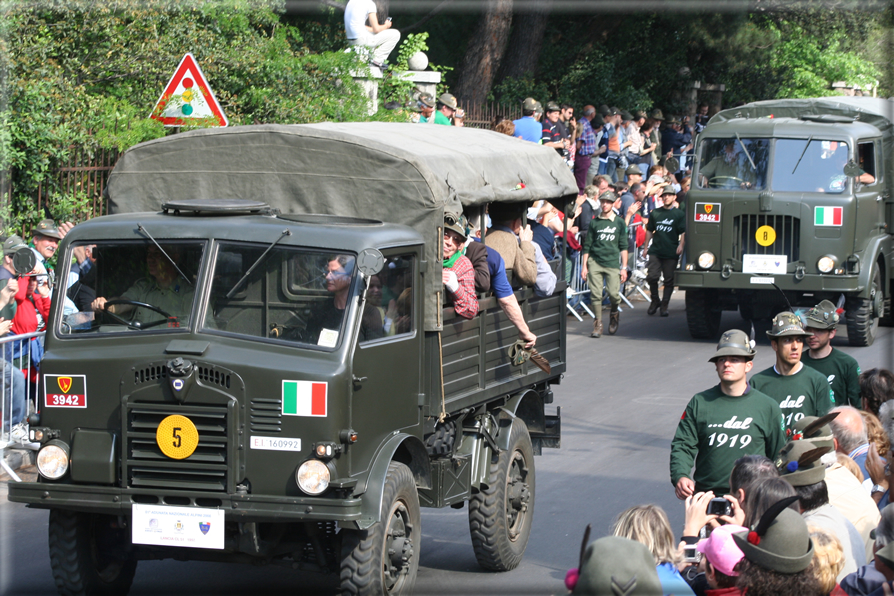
left=808, top=526, right=848, bottom=595
left=612, top=504, right=695, bottom=595
left=861, top=368, right=894, bottom=415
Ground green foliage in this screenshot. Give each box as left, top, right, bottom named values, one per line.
left=1, top=0, right=372, bottom=233
left=490, top=76, right=550, bottom=106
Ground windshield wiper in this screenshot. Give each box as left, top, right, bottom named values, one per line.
left=137, top=223, right=193, bottom=286
left=735, top=132, right=757, bottom=172
left=225, top=229, right=292, bottom=299
left=792, top=135, right=813, bottom=175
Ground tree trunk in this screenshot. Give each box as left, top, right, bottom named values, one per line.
left=495, top=0, right=552, bottom=85
left=453, top=0, right=513, bottom=104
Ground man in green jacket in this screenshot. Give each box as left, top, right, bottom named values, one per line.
left=671, top=329, right=786, bottom=499
left=643, top=186, right=685, bottom=317
left=802, top=300, right=862, bottom=408
left=751, top=311, right=834, bottom=432
left=580, top=190, right=627, bottom=338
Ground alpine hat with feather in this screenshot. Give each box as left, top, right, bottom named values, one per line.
left=732, top=496, right=815, bottom=574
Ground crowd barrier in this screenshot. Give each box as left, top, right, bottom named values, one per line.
left=0, top=331, right=44, bottom=482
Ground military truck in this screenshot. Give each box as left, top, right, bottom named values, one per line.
left=677, top=97, right=894, bottom=345
left=8, top=124, right=575, bottom=595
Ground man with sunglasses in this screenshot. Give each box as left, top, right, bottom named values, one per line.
left=802, top=300, right=862, bottom=408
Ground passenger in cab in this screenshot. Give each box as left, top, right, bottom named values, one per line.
left=302, top=254, right=356, bottom=343
left=442, top=213, right=478, bottom=319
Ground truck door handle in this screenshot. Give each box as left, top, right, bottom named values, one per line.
left=352, top=375, right=368, bottom=387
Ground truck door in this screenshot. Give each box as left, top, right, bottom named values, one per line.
left=350, top=252, right=422, bottom=473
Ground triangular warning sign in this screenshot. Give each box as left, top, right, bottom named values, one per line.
left=150, top=53, right=228, bottom=127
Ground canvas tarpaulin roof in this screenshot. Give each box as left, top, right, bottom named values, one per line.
left=106, top=122, right=578, bottom=330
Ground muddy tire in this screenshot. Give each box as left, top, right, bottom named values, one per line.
left=468, top=416, right=535, bottom=572
left=846, top=268, right=883, bottom=347
left=340, top=462, right=420, bottom=595
left=685, top=289, right=722, bottom=339
left=48, top=509, right=137, bottom=596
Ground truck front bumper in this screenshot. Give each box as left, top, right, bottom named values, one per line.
left=8, top=482, right=363, bottom=525
left=676, top=270, right=862, bottom=293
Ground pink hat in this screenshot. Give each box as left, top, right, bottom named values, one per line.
left=696, top=524, right=747, bottom=576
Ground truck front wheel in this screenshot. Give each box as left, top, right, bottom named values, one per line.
left=339, top=462, right=420, bottom=595
left=48, top=509, right=137, bottom=596
left=685, top=289, right=722, bottom=339
left=468, top=416, right=535, bottom=571
left=846, top=268, right=883, bottom=347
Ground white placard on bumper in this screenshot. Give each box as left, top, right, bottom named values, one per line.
left=742, top=254, right=787, bottom=275
left=132, top=503, right=225, bottom=549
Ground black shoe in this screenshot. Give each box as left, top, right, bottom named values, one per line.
left=648, top=303, right=659, bottom=315
left=608, top=310, right=619, bottom=335
left=660, top=305, right=669, bottom=317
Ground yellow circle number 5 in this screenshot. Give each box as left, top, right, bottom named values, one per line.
left=156, top=414, right=199, bottom=460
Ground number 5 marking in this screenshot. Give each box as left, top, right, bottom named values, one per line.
left=173, top=427, right=182, bottom=448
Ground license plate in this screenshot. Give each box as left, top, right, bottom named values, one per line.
left=742, top=254, right=787, bottom=275
left=132, top=504, right=224, bottom=550
left=250, top=436, right=302, bottom=451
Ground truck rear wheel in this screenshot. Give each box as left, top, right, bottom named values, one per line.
left=846, top=268, right=883, bottom=347
left=685, top=289, right=722, bottom=339
left=339, top=462, right=420, bottom=595
left=468, top=416, right=535, bottom=572
left=48, top=509, right=137, bottom=596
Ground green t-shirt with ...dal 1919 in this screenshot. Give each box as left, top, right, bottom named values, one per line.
left=750, top=363, right=834, bottom=431
left=803, top=347, right=862, bottom=408
left=646, top=206, right=685, bottom=260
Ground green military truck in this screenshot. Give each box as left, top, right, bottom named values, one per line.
left=677, top=97, right=894, bottom=345
left=8, top=124, right=575, bottom=595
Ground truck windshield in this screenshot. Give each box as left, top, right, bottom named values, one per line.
left=696, top=138, right=770, bottom=190
left=771, top=139, right=850, bottom=194
left=58, top=241, right=204, bottom=335
left=204, top=243, right=356, bottom=349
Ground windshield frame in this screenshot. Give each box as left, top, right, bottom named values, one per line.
left=54, top=239, right=208, bottom=339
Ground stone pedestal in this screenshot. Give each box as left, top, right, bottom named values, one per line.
left=350, top=69, right=442, bottom=116
left=351, top=68, right=384, bottom=117
left=396, top=70, right=442, bottom=99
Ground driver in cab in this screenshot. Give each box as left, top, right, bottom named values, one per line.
left=90, top=245, right=194, bottom=327
left=698, top=140, right=756, bottom=189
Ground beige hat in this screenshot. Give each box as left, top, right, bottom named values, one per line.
left=33, top=218, right=61, bottom=239
left=438, top=93, right=458, bottom=110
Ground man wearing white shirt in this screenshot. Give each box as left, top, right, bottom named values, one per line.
left=344, top=0, right=400, bottom=69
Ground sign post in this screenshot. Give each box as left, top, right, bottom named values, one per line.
left=150, top=53, right=228, bottom=127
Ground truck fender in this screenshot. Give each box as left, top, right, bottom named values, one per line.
left=497, top=389, right=544, bottom=451
left=855, top=235, right=890, bottom=298
left=354, top=433, right=431, bottom=530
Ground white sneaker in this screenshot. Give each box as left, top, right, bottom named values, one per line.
left=9, top=423, right=29, bottom=444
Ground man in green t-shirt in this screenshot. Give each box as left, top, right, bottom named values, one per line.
left=671, top=329, right=786, bottom=498
left=802, top=300, right=862, bottom=408
left=751, top=311, right=834, bottom=432
left=580, top=190, right=628, bottom=338
left=643, top=186, right=685, bottom=317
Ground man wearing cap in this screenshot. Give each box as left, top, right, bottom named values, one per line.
left=648, top=109, right=665, bottom=168
left=580, top=190, right=627, bottom=338
left=343, top=0, right=399, bottom=70
left=661, top=117, right=693, bottom=179
left=427, top=93, right=456, bottom=126
left=569, top=535, right=663, bottom=595
left=0, top=235, right=26, bottom=443
left=513, top=98, right=543, bottom=143
left=596, top=107, right=620, bottom=181
left=441, top=214, right=478, bottom=319
left=417, top=93, right=436, bottom=124
left=695, top=523, right=748, bottom=595
left=542, top=102, right=570, bottom=158
left=777, top=439, right=866, bottom=580
left=671, top=329, right=785, bottom=499
left=643, top=186, right=685, bottom=316
left=573, top=106, right=598, bottom=196
left=803, top=299, right=862, bottom=408
left=31, top=218, right=61, bottom=271
left=751, top=311, right=834, bottom=432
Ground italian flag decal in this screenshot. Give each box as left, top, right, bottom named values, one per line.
left=815, top=206, right=843, bottom=226
left=282, top=381, right=327, bottom=417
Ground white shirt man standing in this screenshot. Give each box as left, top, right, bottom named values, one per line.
left=344, top=0, right=400, bottom=69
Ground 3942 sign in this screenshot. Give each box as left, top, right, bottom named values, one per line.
left=47, top=394, right=85, bottom=407
left=695, top=203, right=721, bottom=223
left=43, top=374, right=87, bottom=408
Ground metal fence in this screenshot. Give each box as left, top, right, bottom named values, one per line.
left=0, top=331, right=44, bottom=481
left=456, top=99, right=523, bottom=130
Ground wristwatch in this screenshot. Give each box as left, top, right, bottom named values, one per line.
left=872, top=484, right=886, bottom=494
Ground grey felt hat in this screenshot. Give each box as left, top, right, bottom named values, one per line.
left=804, top=300, right=840, bottom=330
left=2, top=235, right=27, bottom=256
left=522, top=97, right=538, bottom=111
left=33, top=218, right=61, bottom=239
left=789, top=412, right=839, bottom=449
left=598, top=190, right=618, bottom=203
left=767, top=311, right=814, bottom=338
left=443, top=212, right=467, bottom=240
left=438, top=93, right=458, bottom=110
left=708, top=329, right=756, bottom=362
left=776, top=439, right=830, bottom=487
left=732, top=497, right=815, bottom=574
left=573, top=536, right=663, bottom=595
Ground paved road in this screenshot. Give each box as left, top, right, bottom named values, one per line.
left=1, top=292, right=890, bottom=596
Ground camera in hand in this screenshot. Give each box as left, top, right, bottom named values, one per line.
left=683, top=544, right=701, bottom=563
left=707, top=497, right=732, bottom=517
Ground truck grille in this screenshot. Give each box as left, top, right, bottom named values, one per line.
left=126, top=404, right=229, bottom=492
left=733, top=215, right=800, bottom=263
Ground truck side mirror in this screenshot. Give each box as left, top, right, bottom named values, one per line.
left=12, top=247, right=36, bottom=275
left=357, top=248, right=385, bottom=277
left=843, top=160, right=864, bottom=178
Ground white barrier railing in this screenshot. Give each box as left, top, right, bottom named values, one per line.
left=0, top=330, right=44, bottom=481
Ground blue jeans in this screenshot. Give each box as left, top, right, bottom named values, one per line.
left=2, top=360, right=27, bottom=426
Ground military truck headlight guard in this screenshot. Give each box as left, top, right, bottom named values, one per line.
left=36, top=440, right=70, bottom=480
left=817, top=256, right=836, bottom=274
left=697, top=252, right=716, bottom=270
left=296, top=459, right=332, bottom=495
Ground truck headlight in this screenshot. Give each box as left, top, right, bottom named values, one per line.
left=697, top=252, right=716, bottom=270
left=37, top=440, right=70, bottom=480
left=817, top=256, right=836, bottom=273
left=296, top=459, right=330, bottom=495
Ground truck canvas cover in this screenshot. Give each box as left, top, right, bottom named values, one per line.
left=106, top=122, right=577, bottom=331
